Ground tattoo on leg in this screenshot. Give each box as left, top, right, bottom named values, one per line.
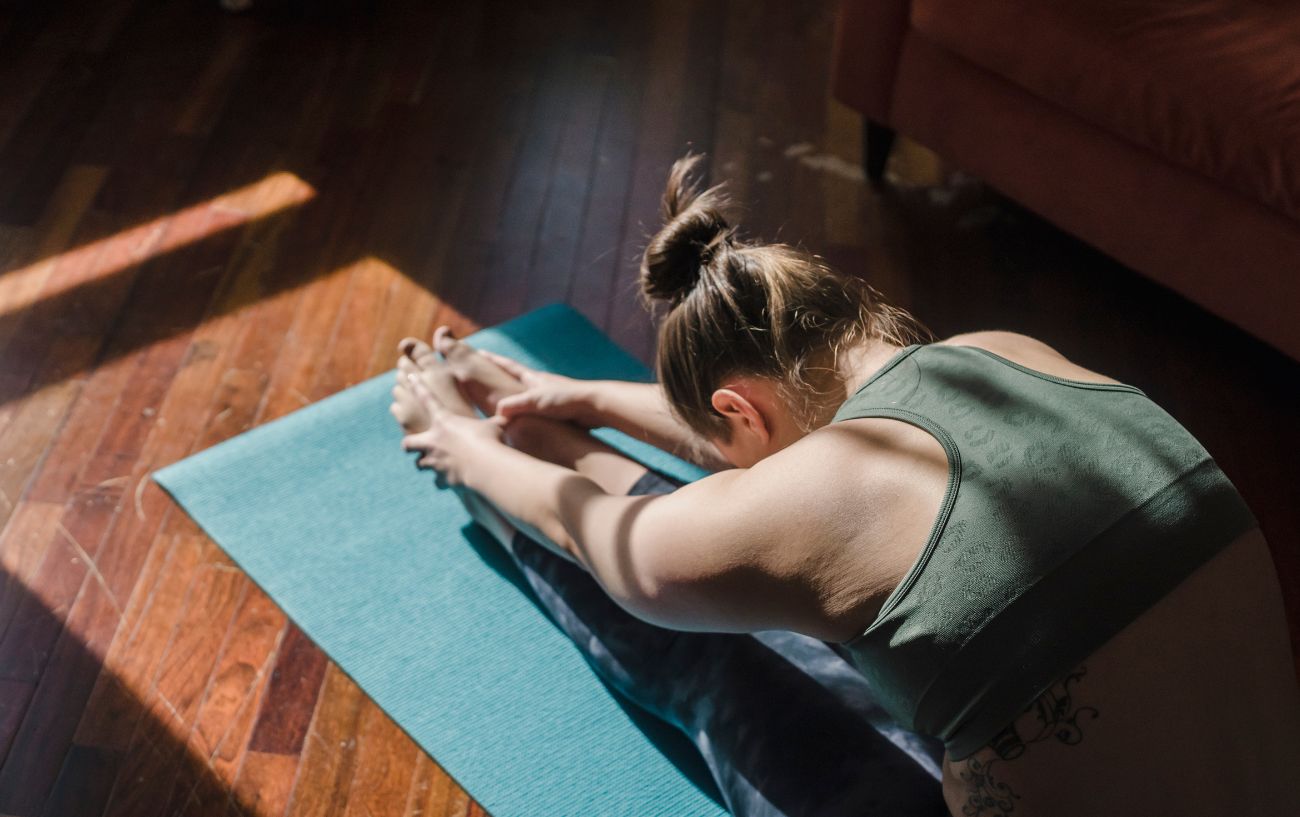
left=957, top=664, right=1100, bottom=817
left=1020, top=666, right=1100, bottom=747
left=959, top=754, right=1020, bottom=816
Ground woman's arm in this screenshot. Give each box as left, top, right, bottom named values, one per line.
left=583, top=380, right=732, bottom=472
left=479, top=352, right=731, bottom=472
left=409, top=410, right=836, bottom=634
left=455, top=438, right=671, bottom=608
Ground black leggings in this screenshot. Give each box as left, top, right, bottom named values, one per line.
left=503, top=470, right=948, bottom=816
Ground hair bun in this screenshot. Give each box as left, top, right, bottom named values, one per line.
left=640, top=152, right=734, bottom=304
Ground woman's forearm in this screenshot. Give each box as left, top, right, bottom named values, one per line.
left=459, top=438, right=672, bottom=618
left=456, top=485, right=582, bottom=567
left=460, top=439, right=596, bottom=568
left=587, top=380, right=730, bottom=471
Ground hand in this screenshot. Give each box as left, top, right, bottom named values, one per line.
left=483, top=352, right=599, bottom=427
left=400, top=372, right=507, bottom=487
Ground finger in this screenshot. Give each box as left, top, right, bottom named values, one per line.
left=480, top=350, right=529, bottom=380
left=402, top=432, right=432, bottom=451
left=494, top=393, right=535, bottom=419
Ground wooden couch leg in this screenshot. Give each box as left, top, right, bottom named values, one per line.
left=864, top=119, right=896, bottom=183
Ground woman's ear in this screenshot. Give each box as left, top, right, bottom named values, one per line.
left=711, top=387, right=770, bottom=445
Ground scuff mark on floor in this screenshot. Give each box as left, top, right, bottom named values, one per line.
left=781, top=142, right=867, bottom=183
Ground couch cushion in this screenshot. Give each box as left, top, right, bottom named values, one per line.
left=912, top=0, right=1300, bottom=222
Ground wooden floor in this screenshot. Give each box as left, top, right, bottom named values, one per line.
left=0, top=0, right=1296, bottom=814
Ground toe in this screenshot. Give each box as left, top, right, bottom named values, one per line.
left=433, top=327, right=473, bottom=367
left=432, top=325, right=455, bottom=352
left=402, top=337, right=438, bottom=366
left=433, top=329, right=480, bottom=383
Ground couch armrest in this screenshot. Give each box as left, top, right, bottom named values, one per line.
left=830, top=0, right=912, bottom=122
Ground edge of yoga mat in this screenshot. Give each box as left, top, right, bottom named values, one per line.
left=153, top=303, right=724, bottom=817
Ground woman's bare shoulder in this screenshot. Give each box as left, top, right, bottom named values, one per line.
left=936, top=330, right=1125, bottom=387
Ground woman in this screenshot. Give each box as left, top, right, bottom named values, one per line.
left=393, top=154, right=1300, bottom=816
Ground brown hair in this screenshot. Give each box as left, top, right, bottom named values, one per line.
left=639, top=152, right=930, bottom=440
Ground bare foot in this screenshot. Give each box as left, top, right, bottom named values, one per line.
left=389, top=344, right=520, bottom=545
left=389, top=347, right=476, bottom=434
left=423, top=327, right=526, bottom=415
left=389, top=374, right=430, bottom=434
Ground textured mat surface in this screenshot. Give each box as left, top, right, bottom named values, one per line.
left=154, top=304, right=723, bottom=816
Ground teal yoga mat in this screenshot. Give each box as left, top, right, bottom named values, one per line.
left=153, top=304, right=722, bottom=816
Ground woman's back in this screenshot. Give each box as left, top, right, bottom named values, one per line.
left=821, top=333, right=1300, bottom=815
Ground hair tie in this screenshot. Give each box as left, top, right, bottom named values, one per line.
left=697, top=233, right=732, bottom=268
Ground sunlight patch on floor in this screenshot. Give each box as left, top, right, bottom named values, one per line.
left=0, top=171, right=317, bottom=319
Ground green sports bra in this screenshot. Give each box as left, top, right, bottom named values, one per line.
left=829, top=343, right=1257, bottom=760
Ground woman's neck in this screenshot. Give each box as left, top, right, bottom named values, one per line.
left=800, top=335, right=907, bottom=431
left=838, top=335, right=907, bottom=399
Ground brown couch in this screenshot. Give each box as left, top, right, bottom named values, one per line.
left=831, top=0, right=1300, bottom=361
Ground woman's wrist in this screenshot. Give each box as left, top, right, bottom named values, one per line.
left=577, top=380, right=616, bottom=427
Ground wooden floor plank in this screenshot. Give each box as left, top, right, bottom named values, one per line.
left=567, top=3, right=645, bottom=333
left=77, top=531, right=205, bottom=756
left=432, top=54, right=538, bottom=324
left=472, top=46, right=583, bottom=328
left=0, top=163, right=106, bottom=340
left=149, top=565, right=248, bottom=732
left=0, top=375, right=83, bottom=530
left=523, top=51, right=611, bottom=314
left=246, top=624, right=328, bottom=757
left=0, top=50, right=114, bottom=227
left=305, top=255, right=393, bottom=402
left=72, top=527, right=190, bottom=752
left=281, top=664, right=367, bottom=817
left=174, top=25, right=258, bottom=139
left=0, top=677, right=34, bottom=778
left=339, top=699, right=421, bottom=817
left=95, top=544, right=241, bottom=817
left=0, top=529, right=87, bottom=688
left=37, top=743, right=121, bottom=817
left=226, top=750, right=297, bottom=817
left=404, top=753, right=483, bottom=817
left=606, top=0, right=706, bottom=363
left=23, top=352, right=136, bottom=506
left=0, top=500, right=65, bottom=641
left=206, top=617, right=286, bottom=785
left=0, top=3, right=76, bottom=155
left=0, top=573, right=119, bottom=814
left=255, top=260, right=359, bottom=423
